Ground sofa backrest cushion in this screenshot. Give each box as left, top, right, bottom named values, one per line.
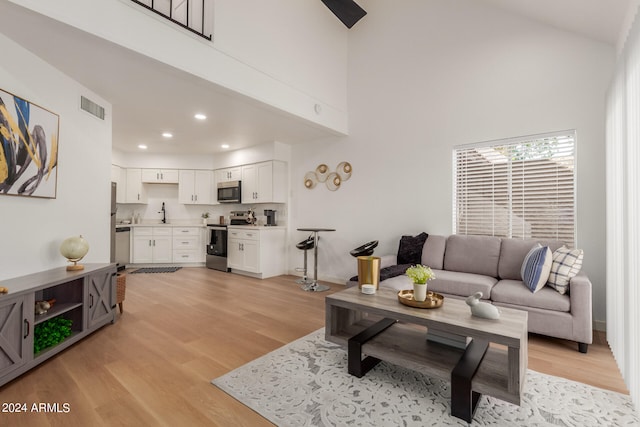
left=498, top=238, right=565, bottom=280
left=443, top=235, right=502, bottom=277
left=421, top=235, right=446, bottom=270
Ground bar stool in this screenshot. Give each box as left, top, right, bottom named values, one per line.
left=297, top=228, right=336, bottom=292
left=295, top=235, right=316, bottom=286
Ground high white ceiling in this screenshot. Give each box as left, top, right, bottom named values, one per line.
left=0, top=0, right=634, bottom=155
left=480, top=0, right=634, bottom=46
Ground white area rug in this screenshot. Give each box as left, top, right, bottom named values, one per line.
left=212, top=329, right=639, bottom=426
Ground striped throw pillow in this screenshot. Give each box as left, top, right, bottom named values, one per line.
left=521, top=244, right=553, bottom=293
left=547, top=246, right=583, bottom=295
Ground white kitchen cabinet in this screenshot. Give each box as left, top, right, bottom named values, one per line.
left=172, top=227, right=203, bottom=263
left=111, top=165, right=126, bottom=203
left=241, top=161, right=287, bottom=204
left=227, top=227, right=286, bottom=278
left=178, top=170, right=213, bottom=205
left=141, top=169, right=179, bottom=183
left=132, top=227, right=172, bottom=263
left=125, top=169, right=148, bottom=203
left=215, top=167, right=242, bottom=183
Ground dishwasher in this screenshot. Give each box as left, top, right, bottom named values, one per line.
left=115, top=226, right=131, bottom=269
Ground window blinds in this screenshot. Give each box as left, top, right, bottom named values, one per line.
left=453, top=131, right=576, bottom=246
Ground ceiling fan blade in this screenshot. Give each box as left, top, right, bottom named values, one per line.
left=321, top=0, right=367, bottom=29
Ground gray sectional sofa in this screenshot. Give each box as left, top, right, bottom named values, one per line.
left=348, top=234, right=592, bottom=353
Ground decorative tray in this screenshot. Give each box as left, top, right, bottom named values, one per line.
left=397, top=290, right=444, bottom=309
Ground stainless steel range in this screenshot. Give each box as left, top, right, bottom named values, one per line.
left=206, top=225, right=229, bottom=271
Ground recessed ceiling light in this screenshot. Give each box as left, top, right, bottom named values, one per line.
left=194, top=113, right=207, bottom=120
left=221, top=144, right=230, bottom=149
left=138, top=144, right=148, bottom=149
left=162, top=132, right=173, bottom=138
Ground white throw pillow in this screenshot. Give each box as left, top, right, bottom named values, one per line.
left=521, top=244, right=553, bottom=293
left=547, top=246, right=584, bottom=295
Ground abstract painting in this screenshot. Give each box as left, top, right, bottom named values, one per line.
left=0, top=88, right=59, bottom=199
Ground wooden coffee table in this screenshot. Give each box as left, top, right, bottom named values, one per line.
left=325, top=287, right=528, bottom=422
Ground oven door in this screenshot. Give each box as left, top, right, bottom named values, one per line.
left=207, top=226, right=228, bottom=256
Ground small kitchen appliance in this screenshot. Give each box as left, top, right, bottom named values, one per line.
left=217, top=180, right=241, bottom=203
left=264, top=209, right=277, bottom=226
left=230, top=210, right=254, bottom=225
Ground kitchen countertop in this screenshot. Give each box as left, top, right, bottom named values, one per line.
left=116, top=222, right=207, bottom=228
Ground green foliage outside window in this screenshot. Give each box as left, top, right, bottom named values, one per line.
left=34, top=317, right=72, bottom=354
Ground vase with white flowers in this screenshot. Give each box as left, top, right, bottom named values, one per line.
left=405, top=264, right=435, bottom=302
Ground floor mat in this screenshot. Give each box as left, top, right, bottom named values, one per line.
left=130, top=267, right=182, bottom=274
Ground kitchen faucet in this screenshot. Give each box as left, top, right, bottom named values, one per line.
left=159, top=202, right=166, bottom=224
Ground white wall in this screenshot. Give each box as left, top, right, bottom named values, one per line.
left=8, top=0, right=348, bottom=134
left=0, top=33, right=112, bottom=280
left=289, top=0, right=614, bottom=326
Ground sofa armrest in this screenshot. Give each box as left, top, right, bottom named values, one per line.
left=568, top=272, right=593, bottom=344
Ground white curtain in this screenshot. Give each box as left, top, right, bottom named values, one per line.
left=606, top=7, right=640, bottom=410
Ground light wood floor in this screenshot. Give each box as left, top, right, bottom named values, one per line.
left=0, top=267, right=628, bottom=426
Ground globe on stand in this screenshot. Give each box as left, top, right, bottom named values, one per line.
left=60, top=235, right=89, bottom=271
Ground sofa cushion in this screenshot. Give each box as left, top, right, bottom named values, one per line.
left=421, top=234, right=446, bottom=270
left=547, top=246, right=584, bottom=295
left=443, top=235, right=501, bottom=277
left=498, top=238, right=564, bottom=280
left=521, top=245, right=552, bottom=293
left=491, top=279, right=570, bottom=312
left=426, top=270, right=496, bottom=300
left=397, top=232, right=428, bottom=264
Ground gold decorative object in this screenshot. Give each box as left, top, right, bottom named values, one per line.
left=397, top=290, right=444, bottom=309
left=315, top=164, right=329, bottom=182
left=304, top=162, right=353, bottom=191
left=336, top=161, right=352, bottom=181
left=357, top=256, right=380, bottom=289
left=303, top=171, right=317, bottom=189
left=326, top=172, right=341, bottom=191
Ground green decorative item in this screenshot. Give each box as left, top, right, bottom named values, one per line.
left=34, top=317, right=73, bottom=354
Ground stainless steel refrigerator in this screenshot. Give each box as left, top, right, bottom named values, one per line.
left=110, top=182, right=117, bottom=263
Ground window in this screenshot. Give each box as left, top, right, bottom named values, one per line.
left=453, top=131, right=576, bottom=246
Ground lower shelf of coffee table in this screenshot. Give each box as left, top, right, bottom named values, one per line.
left=326, top=319, right=521, bottom=405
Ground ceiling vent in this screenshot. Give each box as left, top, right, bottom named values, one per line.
left=80, top=96, right=105, bottom=120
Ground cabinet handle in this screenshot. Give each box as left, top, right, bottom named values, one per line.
left=153, top=240, right=156, bottom=246
left=191, top=195, right=194, bottom=201
left=182, top=241, right=189, bottom=244
left=149, top=240, right=152, bottom=246
left=23, top=319, right=30, bottom=339
left=182, top=230, right=189, bottom=233
left=90, top=294, right=94, bottom=308
left=161, top=172, right=164, bottom=180
left=195, top=194, right=198, bottom=201
left=182, top=255, right=188, bottom=258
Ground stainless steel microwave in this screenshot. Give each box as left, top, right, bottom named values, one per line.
left=217, top=180, right=241, bottom=203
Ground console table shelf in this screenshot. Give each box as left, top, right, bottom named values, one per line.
left=0, top=263, right=117, bottom=388
left=34, top=302, right=83, bottom=325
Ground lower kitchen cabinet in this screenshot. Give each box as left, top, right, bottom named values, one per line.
left=132, top=227, right=172, bottom=263
left=227, top=227, right=286, bottom=278
left=172, top=227, right=203, bottom=263
left=0, top=264, right=116, bottom=387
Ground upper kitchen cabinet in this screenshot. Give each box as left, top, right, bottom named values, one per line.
left=241, top=161, right=287, bottom=204
left=216, top=167, right=242, bottom=183
left=178, top=170, right=213, bottom=205
left=141, top=169, right=179, bottom=184
left=124, top=169, right=148, bottom=204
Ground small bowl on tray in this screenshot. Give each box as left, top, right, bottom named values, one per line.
left=397, top=290, right=444, bottom=309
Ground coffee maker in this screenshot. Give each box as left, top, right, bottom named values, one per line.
left=264, top=209, right=277, bottom=226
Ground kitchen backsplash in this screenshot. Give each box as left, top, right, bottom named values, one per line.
left=116, top=183, right=286, bottom=226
